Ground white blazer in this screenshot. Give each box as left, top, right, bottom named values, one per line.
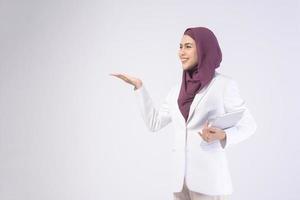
left=134, top=71, right=257, bottom=195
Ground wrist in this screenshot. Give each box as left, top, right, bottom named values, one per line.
left=221, top=131, right=226, bottom=140
left=134, top=81, right=143, bottom=90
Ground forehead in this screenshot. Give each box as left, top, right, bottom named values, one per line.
left=180, top=34, right=195, bottom=44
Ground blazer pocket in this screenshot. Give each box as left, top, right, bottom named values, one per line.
left=200, top=140, right=224, bottom=152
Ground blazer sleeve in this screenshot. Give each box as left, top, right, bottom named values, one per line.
left=220, top=79, right=258, bottom=149
left=134, top=84, right=173, bottom=132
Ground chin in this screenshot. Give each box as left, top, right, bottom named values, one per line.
left=182, top=65, right=191, bottom=71
left=182, top=65, right=188, bottom=70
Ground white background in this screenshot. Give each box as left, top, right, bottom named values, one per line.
left=1, top=0, right=299, bottom=199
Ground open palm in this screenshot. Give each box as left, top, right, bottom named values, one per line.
left=109, top=73, right=142, bottom=90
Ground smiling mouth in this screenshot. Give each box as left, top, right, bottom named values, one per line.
left=181, top=58, right=189, bottom=62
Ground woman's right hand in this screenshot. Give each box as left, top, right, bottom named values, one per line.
left=109, top=73, right=143, bottom=90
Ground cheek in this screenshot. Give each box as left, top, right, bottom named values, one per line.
left=193, top=51, right=198, bottom=62
left=190, top=55, right=198, bottom=65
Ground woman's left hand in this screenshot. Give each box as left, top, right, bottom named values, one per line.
left=199, top=121, right=226, bottom=143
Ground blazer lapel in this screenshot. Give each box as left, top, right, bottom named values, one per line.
left=186, top=76, right=217, bottom=124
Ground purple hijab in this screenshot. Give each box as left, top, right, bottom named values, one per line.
left=177, top=27, right=222, bottom=122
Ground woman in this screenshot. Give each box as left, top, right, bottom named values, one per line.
left=110, top=27, right=257, bottom=200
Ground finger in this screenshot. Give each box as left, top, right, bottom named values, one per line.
left=120, top=74, right=133, bottom=82
left=199, top=131, right=203, bottom=137
left=206, top=135, right=210, bottom=142
left=209, top=127, right=220, bottom=131
left=207, top=132, right=216, bottom=142
left=114, top=74, right=130, bottom=82
left=207, top=131, right=216, bottom=142
left=200, top=132, right=209, bottom=142
left=110, top=73, right=122, bottom=78
left=109, top=73, right=119, bottom=76
left=121, top=75, right=130, bottom=81
left=109, top=73, right=119, bottom=77
left=199, top=132, right=205, bottom=140
left=203, top=129, right=210, bottom=136
left=204, top=121, right=209, bottom=128
left=209, top=127, right=220, bottom=134
left=210, top=132, right=219, bottom=142
left=201, top=129, right=207, bottom=135
left=111, top=73, right=126, bottom=77
left=208, top=129, right=216, bottom=134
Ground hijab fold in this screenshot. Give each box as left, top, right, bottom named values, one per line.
left=177, top=27, right=222, bottom=122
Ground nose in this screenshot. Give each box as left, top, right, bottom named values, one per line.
left=179, top=49, right=185, bottom=57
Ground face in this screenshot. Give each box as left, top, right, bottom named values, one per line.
left=178, top=34, right=198, bottom=71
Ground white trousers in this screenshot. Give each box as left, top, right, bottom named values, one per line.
left=173, top=178, right=230, bottom=200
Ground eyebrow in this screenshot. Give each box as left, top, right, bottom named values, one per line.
left=180, top=42, right=193, bottom=45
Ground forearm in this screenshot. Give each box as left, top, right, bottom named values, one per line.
left=134, top=84, right=172, bottom=132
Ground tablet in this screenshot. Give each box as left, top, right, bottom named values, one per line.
left=208, top=109, right=246, bottom=129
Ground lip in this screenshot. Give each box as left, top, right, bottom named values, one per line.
left=181, top=58, right=189, bottom=62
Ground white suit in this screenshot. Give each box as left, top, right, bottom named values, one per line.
left=134, top=71, right=257, bottom=195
